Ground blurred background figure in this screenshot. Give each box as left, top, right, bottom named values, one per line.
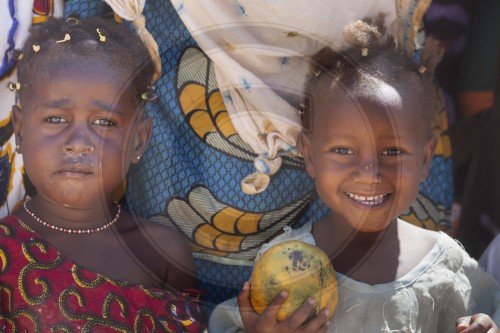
left=451, top=0, right=500, bottom=259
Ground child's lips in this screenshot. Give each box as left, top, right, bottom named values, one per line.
left=345, top=192, right=390, bottom=206
left=57, top=164, right=95, bottom=178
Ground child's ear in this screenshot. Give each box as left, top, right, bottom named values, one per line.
left=12, top=105, right=23, bottom=154
left=299, top=132, right=316, bottom=178
left=131, top=115, right=152, bottom=165
left=420, top=135, right=437, bottom=182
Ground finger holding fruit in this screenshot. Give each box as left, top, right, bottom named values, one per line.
left=238, top=282, right=330, bottom=333
left=456, top=314, right=500, bottom=333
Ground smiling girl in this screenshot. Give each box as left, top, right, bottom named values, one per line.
left=210, top=20, right=500, bottom=333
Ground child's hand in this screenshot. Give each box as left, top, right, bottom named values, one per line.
left=237, top=282, right=330, bottom=333
left=456, top=314, right=500, bottom=332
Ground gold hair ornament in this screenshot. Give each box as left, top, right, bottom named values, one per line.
left=7, top=82, right=21, bottom=92
left=66, top=17, right=80, bottom=25
left=32, top=45, right=40, bottom=52
left=96, top=28, right=106, bottom=42
left=361, top=47, right=369, bottom=57
left=298, top=102, right=306, bottom=115
left=56, top=34, right=71, bottom=43
left=141, top=88, right=157, bottom=101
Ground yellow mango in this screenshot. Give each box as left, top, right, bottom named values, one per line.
left=250, top=240, right=338, bottom=322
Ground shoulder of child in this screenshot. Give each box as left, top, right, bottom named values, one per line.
left=399, top=219, right=475, bottom=269
left=126, top=215, right=197, bottom=290
left=139, top=216, right=195, bottom=261
left=398, top=219, right=440, bottom=245
left=139, top=217, right=188, bottom=246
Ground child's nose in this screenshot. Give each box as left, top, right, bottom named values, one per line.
left=354, top=159, right=382, bottom=183
left=63, top=128, right=95, bottom=154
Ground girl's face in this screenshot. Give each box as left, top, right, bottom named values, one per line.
left=301, top=82, right=435, bottom=233
left=14, top=58, right=151, bottom=209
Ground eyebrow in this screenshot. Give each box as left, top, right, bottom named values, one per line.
left=91, top=100, right=125, bottom=116
left=36, top=98, right=71, bottom=109
left=35, top=99, right=125, bottom=116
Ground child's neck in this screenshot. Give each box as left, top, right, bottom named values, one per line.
left=318, top=213, right=397, bottom=245
left=313, top=216, right=440, bottom=285
left=24, top=196, right=116, bottom=229
left=313, top=215, right=400, bottom=283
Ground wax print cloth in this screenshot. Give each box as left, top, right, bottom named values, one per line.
left=0, top=0, right=455, bottom=309
left=0, top=0, right=63, bottom=217
left=0, top=215, right=207, bottom=332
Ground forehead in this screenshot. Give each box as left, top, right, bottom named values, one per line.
left=22, top=56, right=135, bottom=103
left=36, top=55, right=130, bottom=83
left=19, top=59, right=139, bottom=119
left=310, top=80, right=423, bottom=138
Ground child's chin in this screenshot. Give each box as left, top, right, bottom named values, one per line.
left=346, top=214, right=397, bottom=232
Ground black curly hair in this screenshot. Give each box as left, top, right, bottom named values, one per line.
left=304, top=20, right=443, bottom=138
left=16, top=15, right=155, bottom=106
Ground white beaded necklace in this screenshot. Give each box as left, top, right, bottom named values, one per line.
left=23, top=200, right=121, bottom=234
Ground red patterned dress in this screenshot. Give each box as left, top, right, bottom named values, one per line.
left=0, top=216, right=207, bottom=332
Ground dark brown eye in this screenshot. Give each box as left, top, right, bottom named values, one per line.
left=382, top=148, right=402, bottom=156
left=93, top=119, right=116, bottom=127
left=45, top=116, right=67, bottom=124
left=333, top=147, right=353, bottom=155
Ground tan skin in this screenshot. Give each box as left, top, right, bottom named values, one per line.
left=238, top=77, right=499, bottom=332
left=456, top=314, right=500, bottom=333
left=304, top=84, right=438, bottom=282
left=12, top=57, right=196, bottom=291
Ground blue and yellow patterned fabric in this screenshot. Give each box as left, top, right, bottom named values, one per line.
left=63, top=0, right=453, bottom=310
left=0, top=0, right=63, bottom=217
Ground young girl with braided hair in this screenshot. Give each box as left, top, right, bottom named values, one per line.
left=209, top=20, right=500, bottom=333
left=1, top=16, right=206, bottom=332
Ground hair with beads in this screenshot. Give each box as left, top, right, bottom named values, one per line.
left=303, top=20, right=443, bottom=138
left=16, top=15, right=156, bottom=106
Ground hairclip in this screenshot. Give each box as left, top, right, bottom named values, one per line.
left=32, top=45, right=40, bottom=52
left=7, top=82, right=21, bottom=92
left=361, top=47, right=369, bottom=57
left=66, top=17, right=80, bottom=25
left=419, top=65, right=427, bottom=74
left=56, top=34, right=71, bottom=43
left=96, top=28, right=106, bottom=42
left=141, top=88, right=157, bottom=101
left=298, top=102, right=306, bottom=115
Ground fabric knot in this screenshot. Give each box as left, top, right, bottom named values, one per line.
left=132, top=14, right=146, bottom=30
left=241, top=155, right=282, bottom=195
left=254, top=155, right=282, bottom=175
left=104, top=0, right=161, bottom=83
left=132, top=15, right=161, bottom=82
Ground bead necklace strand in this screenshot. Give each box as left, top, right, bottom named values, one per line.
left=23, top=200, right=121, bottom=234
